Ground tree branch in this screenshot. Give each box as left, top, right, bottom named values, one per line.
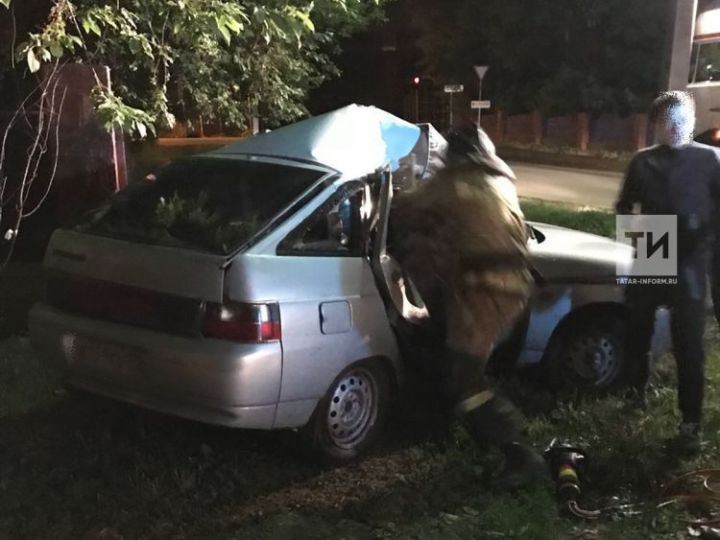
left=0, top=61, right=67, bottom=271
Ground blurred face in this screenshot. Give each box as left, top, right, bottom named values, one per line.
left=654, top=104, right=696, bottom=147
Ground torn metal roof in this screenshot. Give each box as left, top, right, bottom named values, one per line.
left=210, top=104, right=422, bottom=178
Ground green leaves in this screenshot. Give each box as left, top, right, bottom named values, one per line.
left=26, top=49, right=40, bottom=73
left=287, top=7, right=316, bottom=32
left=16, top=0, right=388, bottom=136
left=92, top=86, right=156, bottom=139
left=48, top=42, right=64, bottom=58
left=81, top=16, right=102, bottom=37
left=215, top=11, right=245, bottom=45
left=222, top=14, right=243, bottom=34
left=215, top=16, right=232, bottom=45
left=17, top=1, right=81, bottom=72
left=0, top=0, right=12, bottom=9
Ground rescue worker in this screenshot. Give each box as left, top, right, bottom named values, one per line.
left=616, top=91, right=720, bottom=454
left=390, top=127, right=546, bottom=491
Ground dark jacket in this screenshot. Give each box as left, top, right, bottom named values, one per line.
left=616, top=142, right=720, bottom=262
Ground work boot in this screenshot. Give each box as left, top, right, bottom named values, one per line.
left=491, top=441, right=548, bottom=492
left=460, top=391, right=545, bottom=491
left=665, top=422, right=701, bottom=457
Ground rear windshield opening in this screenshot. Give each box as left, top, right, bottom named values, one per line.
left=79, top=158, right=324, bottom=254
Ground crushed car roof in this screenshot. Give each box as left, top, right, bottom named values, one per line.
left=210, top=104, right=422, bottom=178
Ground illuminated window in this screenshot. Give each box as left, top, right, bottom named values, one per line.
left=696, top=1, right=720, bottom=40
left=689, top=41, right=720, bottom=83
left=690, top=1, right=720, bottom=83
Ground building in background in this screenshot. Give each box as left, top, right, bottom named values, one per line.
left=669, top=0, right=720, bottom=132
left=308, top=0, right=418, bottom=117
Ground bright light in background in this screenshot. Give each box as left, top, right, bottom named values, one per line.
left=696, top=5, right=720, bottom=41
left=412, top=76, right=420, bottom=85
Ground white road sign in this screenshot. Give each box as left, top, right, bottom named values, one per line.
left=474, top=65, right=489, bottom=80
left=471, top=100, right=492, bottom=109
left=443, top=84, right=464, bottom=93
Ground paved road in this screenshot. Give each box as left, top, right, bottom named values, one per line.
left=510, top=162, right=623, bottom=210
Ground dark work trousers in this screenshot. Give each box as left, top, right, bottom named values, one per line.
left=625, top=262, right=707, bottom=424
left=391, top=317, right=527, bottom=446
left=442, top=348, right=527, bottom=446
left=711, top=244, right=720, bottom=327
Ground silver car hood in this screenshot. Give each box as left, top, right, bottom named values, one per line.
left=528, top=222, right=631, bottom=283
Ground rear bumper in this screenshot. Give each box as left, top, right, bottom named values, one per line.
left=29, top=303, right=282, bottom=429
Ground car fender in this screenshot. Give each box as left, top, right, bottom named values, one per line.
left=518, top=282, right=624, bottom=367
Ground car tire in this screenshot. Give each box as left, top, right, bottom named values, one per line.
left=303, top=359, right=391, bottom=462
left=544, top=312, right=628, bottom=394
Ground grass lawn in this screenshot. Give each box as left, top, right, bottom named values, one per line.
left=521, top=198, right=616, bottom=239
left=1, top=200, right=715, bottom=540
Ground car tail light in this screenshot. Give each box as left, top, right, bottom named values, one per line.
left=202, top=302, right=281, bottom=343
left=713, top=129, right=720, bottom=143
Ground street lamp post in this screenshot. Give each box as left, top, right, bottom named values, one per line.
left=413, top=76, right=420, bottom=122
left=474, top=65, right=489, bottom=128
left=443, top=84, right=464, bottom=130
left=449, top=91, right=454, bottom=128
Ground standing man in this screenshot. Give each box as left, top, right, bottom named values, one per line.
left=616, top=91, right=720, bottom=454
left=710, top=227, right=720, bottom=327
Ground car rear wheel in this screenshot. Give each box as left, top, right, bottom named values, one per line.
left=304, top=359, right=391, bottom=462
left=544, top=313, right=628, bottom=394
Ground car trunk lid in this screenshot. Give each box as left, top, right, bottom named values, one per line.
left=44, top=229, right=228, bottom=335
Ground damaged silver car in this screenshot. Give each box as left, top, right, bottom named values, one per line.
left=30, top=105, right=670, bottom=460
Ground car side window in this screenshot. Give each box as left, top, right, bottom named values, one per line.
left=278, top=183, right=366, bottom=257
